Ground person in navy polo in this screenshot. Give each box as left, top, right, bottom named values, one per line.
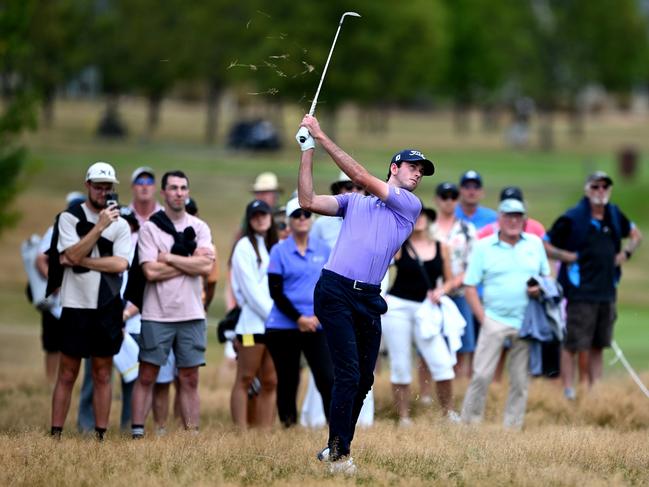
left=296, top=114, right=435, bottom=474
left=264, top=197, right=333, bottom=428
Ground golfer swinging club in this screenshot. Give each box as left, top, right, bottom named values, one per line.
left=297, top=114, right=435, bottom=474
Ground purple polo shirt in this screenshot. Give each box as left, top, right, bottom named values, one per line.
left=325, top=186, right=421, bottom=285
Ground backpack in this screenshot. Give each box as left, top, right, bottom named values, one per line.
left=124, top=210, right=197, bottom=310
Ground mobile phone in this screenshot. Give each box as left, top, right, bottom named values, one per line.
left=106, top=192, right=119, bottom=208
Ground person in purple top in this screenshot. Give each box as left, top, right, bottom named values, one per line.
left=296, top=114, right=435, bottom=474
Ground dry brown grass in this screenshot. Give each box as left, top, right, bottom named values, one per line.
left=1, top=325, right=649, bottom=486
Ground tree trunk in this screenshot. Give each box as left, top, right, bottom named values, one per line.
left=146, top=93, right=163, bottom=140
left=481, top=103, right=500, bottom=133
left=453, top=100, right=470, bottom=134
left=41, top=85, right=56, bottom=129
left=205, top=79, right=222, bottom=145
left=568, top=99, right=585, bottom=140
left=538, top=109, right=554, bottom=152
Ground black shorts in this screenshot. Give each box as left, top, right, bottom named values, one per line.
left=59, top=296, right=124, bottom=358
left=564, top=301, right=616, bottom=351
left=41, top=310, right=61, bottom=353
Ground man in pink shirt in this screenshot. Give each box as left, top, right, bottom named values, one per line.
left=477, top=186, right=545, bottom=239
left=130, top=170, right=215, bottom=438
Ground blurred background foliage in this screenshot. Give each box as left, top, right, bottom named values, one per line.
left=1, top=0, right=649, bottom=234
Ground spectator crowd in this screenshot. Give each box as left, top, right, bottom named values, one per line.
left=24, top=123, right=642, bottom=474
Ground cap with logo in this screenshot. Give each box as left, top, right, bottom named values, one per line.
left=499, top=186, right=523, bottom=202
left=252, top=172, right=283, bottom=193
left=586, top=171, right=613, bottom=187
left=436, top=182, right=459, bottom=198
left=498, top=198, right=526, bottom=214
left=86, top=162, right=119, bottom=184
left=245, top=199, right=272, bottom=220
left=131, top=166, right=155, bottom=184
left=390, top=149, right=435, bottom=176
left=459, top=170, right=482, bottom=188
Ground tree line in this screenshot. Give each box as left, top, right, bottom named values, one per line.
left=2, top=0, right=649, bottom=147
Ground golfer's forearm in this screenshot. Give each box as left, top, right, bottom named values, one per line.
left=316, top=133, right=365, bottom=184
left=298, top=150, right=316, bottom=208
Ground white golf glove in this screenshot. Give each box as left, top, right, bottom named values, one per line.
left=295, top=126, right=315, bottom=151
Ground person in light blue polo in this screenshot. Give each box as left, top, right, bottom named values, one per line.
left=455, top=170, right=497, bottom=230
left=460, top=198, right=550, bottom=429
left=265, top=197, right=333, bottom=428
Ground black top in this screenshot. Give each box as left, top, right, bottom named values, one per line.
left=389, top=241, right=443, bottom=302
left=547, top=212, right=631, bottom=301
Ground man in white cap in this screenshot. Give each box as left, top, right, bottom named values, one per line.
left=460, top=198, right=550, bottom=429
left=129, top=166, right=163, bottom=226
left=50, top=162, right=131, bottom=440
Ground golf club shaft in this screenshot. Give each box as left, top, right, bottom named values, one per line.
left=308, top=17, right=346, bottom=116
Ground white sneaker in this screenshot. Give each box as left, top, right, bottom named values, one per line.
left=398, top=417, right=413, bottom=428
left=329, top=457, right=357, bottom=476
left=564, top=387, right=576, bottom=401
left=316, top=447, right=330, bottom=462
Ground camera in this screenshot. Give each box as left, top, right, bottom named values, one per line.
left=106, top=192, right=119, bottom=208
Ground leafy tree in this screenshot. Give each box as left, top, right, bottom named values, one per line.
left=22, top=0, right=90, bottom=127
left=0, top=1, right=39, bottom=234
left=116, top=0, right=189, bottom=138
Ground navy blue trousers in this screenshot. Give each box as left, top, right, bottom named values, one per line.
left=314, top=269, right=386, bottom=460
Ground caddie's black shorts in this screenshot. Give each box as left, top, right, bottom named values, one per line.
left=59, top=295, right=124, bottom=358
left=565, top=300, right=616, bottom=351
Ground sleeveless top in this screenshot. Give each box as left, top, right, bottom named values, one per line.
left=389, top=240, right=443, bottom=302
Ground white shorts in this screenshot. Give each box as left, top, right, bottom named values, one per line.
left=382, top=295, right=456, bottom=384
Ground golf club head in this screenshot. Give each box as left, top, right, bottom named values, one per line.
left=341, top=11, right=361, bottom=23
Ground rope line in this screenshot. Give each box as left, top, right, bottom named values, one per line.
left=609, top=340, right=649, bottom=399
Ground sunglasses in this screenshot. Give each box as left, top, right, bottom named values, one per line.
left=276, top=222, right=288, bottom=231
left=589, top=183, right=610, bottom=191
left=290, top=209, right=312, bottom=219
left=134, top=176, right=155, bottom=186
left=438, top=193, right=458, bottom=201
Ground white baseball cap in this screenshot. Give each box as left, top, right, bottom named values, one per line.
left=285, top=197, right=301, bottom=219
left=86, top=162, right=119, bottom=184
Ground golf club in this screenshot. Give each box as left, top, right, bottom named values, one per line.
left=297, top=11, right=361, bottom=143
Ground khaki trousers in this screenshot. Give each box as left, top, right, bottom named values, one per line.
left=461, top=315, right=529, bottom=429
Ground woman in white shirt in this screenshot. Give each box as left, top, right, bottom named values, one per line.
left=230, top=200, right=279, bottom=428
